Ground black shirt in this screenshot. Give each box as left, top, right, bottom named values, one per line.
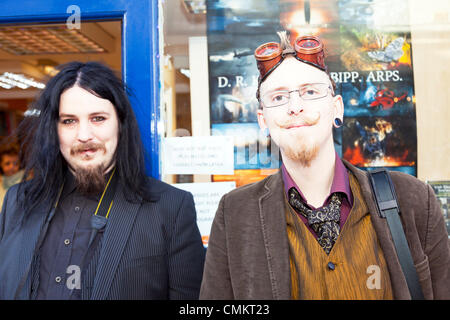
left=35, top=171, right=103, bottom=300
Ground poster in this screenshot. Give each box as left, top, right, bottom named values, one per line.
left=211, top=123, right=280, bottom=170
left=207, top=0, right=282, bottom=174
left=428, top=181, right=450, bottom=238
left=336, top=0, right=416, bottom=175
left=206, top=0, right=417, bottom=177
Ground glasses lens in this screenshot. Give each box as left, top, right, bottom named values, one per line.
left=262, top=91, right=290, bottom=107
left=299, top=83, right=329, bottom=100
left=261, top=83, right=330, bottom=107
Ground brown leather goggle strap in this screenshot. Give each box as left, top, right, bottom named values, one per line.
left=256, top=54, right=283, bottom=84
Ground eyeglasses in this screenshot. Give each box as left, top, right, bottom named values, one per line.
left=261, top=83, right=332, bottom=108
left=254, top=35, right=326, bottom=84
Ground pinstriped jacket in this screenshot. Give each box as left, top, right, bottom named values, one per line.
left=0, top=177, right=206, bottom=300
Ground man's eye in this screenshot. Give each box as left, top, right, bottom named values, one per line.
left=272, top=94, right=288, bottom=103
left=92, top=116, right=106, bottom=122
left=303, top=89, right=319, bottom=96
left=61, top=119, right=75, bottom=125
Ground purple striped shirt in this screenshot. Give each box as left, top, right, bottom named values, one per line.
left=282, top=152, right=354, bottom=238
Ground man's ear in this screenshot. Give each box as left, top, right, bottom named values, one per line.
left=257, top=108, right=267, bottom=131
left=333, top=94, right=344, bottom=121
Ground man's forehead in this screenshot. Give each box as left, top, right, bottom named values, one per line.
left=58, top=108, right=112, bottom=116
left=260, top=57, right=330, bottom=91
left=59, top=86, right=115, bottom=116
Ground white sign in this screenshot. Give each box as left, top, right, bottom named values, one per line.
left=174, top=181, right=236, bottom=246
left=162, top=136, right=234, bottom=175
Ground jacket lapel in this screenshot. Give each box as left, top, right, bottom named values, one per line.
left=13, top=203, right=54, bottom=299
left=343, top=160, right=411, bottom=299
left=89, top=183, right=141, bottom=300
left=258, top=171, right=291, bottom=299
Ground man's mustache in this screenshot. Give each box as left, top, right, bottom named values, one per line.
left=278, top=112, right=320, bottom=128
left=70, top=142, right=106, bottom=156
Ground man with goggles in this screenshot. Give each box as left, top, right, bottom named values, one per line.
left=201, top=31, right=449, bottom=300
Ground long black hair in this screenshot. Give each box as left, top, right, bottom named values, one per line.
left=17, top=61, right=150, bottom=214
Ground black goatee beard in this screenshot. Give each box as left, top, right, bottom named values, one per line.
left=73, top=163, right=107, bottom=195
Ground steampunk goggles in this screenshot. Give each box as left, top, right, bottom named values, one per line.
left=254, top=33, right=327, bottom=99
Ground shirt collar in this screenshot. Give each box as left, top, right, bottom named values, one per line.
left=61, top=169, right=77, bottom=199
left=282, top=151, right=353, bottom=208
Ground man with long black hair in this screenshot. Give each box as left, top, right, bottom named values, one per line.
left=0, top=61, right=205, bottom=300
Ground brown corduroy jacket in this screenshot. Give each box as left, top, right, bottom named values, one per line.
left=200, top=160, right=450, bottom=300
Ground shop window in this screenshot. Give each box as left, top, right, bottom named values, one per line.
left=160, top=0, right=450, bottom=243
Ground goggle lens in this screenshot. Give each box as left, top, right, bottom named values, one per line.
left=254, top=34, right=326, bottom=86
left=254, top=42, right=282, bottom=61
left=294, top=36, right=323, bottom=53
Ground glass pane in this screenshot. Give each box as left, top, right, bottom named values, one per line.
left=160, top=0, right=450, bottom=243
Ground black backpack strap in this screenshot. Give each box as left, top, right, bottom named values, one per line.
left=367, top=168, right=424, bottom=300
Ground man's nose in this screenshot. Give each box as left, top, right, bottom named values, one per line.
left=287, top=90, right=304, bottom=115
left=76, top=121, right=94, bottom=142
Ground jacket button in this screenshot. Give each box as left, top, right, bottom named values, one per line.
left=327, top=262, right=336, bottom=270
left=55, top=276, right=62, bottom=283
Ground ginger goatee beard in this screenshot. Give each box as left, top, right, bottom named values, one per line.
left=281, top=141, right=319, bottom=167
left=275, top=111, right=321, bottom=167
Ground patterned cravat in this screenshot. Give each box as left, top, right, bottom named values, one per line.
left=288, top=187, right=343, bottom=254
